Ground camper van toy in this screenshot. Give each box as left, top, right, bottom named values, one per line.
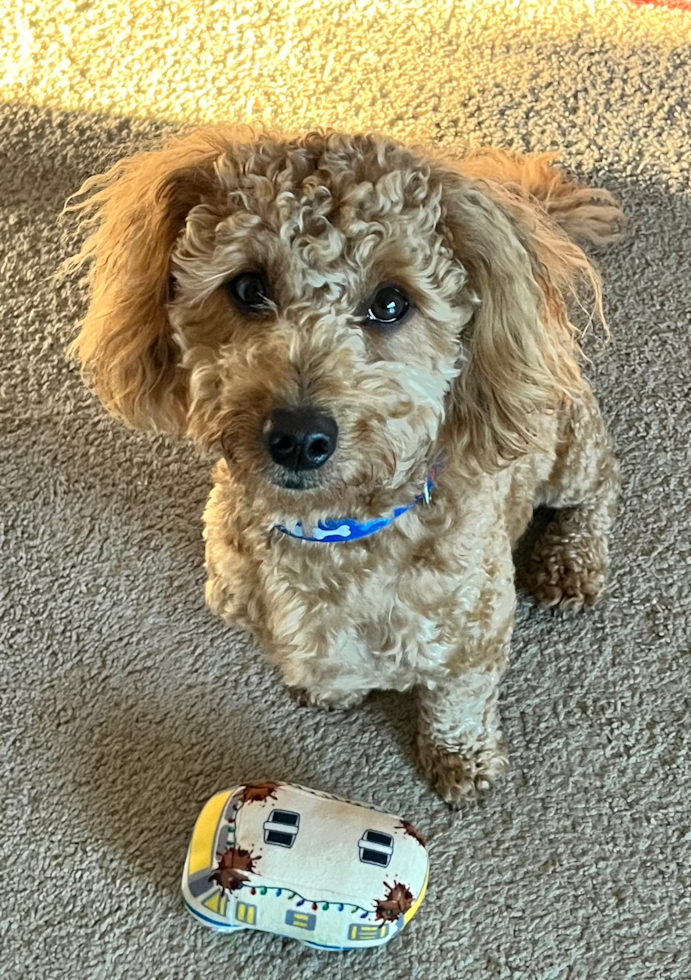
left=182, top=781, right=429, bottom=951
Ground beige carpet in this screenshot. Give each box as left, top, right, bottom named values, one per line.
left=2, top=2, right=691, bottom=977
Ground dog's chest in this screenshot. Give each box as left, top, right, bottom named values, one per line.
left=258, top=515, right=513, bottom=688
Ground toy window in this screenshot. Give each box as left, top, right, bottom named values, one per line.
left=264, top=809, right=300, bottom=848
left=358, top=829, right=394, bottom=867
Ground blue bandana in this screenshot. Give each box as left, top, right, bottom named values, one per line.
left=274, top=466, right=438, bottom=544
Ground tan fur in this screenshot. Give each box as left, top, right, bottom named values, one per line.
left=66, top=129, right=622, bottom=806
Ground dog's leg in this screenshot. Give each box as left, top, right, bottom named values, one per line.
left=417, top=663, right=509, bottom=807
left=288, top=685, right=368, bottom=712
left=203, top=478, right=262, bottom=638
left=528, top=387, right=620, bottom=614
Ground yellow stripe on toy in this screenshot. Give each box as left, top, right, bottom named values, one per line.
left=403, top=864, right=429, bottom=924
left=187, top=790, right=232, bottom=876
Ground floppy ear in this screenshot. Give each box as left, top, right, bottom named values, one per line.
left=64, top=128, right=238, bottom=433
left=436, top=161, right=608, bottom=470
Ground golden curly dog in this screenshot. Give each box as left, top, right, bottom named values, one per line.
left=67, top=129, right=621, bottom=806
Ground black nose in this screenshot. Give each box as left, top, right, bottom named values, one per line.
left=263, top=407, right=338, bottom=471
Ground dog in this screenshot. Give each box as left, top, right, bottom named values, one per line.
left=66, top=128, right=622, bottom=806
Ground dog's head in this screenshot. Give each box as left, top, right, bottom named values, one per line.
left=67, top=129, right=596, bottom=515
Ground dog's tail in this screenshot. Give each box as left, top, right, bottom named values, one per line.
left=457, top=148, right=623, bottom=248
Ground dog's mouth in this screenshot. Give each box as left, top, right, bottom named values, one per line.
left=267, top=463, right=341, bottom=493
left=221, top=440, right=328, bottom=494
left=272, top=471, right=310, bottom=492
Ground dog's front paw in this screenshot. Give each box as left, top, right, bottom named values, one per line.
left=528, top=537, right=606, bottom=615
left=527, top=517, right=608, bottom=615
left=288, top=686, right=367, bottom=712
left=417, top=737, right=509, bottom=808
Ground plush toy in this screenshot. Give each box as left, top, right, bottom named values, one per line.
left=182, top=781, right=429, bottom=951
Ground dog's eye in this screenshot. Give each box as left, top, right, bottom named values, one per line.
left=365, top=286, right=410, bottom=326
left=226, top=272, right=269, bottom=312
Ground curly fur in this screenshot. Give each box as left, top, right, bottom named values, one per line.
left=66, top=128, right=622, bottom=806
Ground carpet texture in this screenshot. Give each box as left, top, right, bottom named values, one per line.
left=1, top=2, right=690, bottom=978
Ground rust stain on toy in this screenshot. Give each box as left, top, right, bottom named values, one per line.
left=375, top=880, right=414, bottom=923
left=210, top=846, right=260, bottom=893
left=241, top=782, right=280, bottom=804
left=397, top=820, right=427, bottom=847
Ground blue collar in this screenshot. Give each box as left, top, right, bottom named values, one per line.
left=273, top=463, right=439, bottom=544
